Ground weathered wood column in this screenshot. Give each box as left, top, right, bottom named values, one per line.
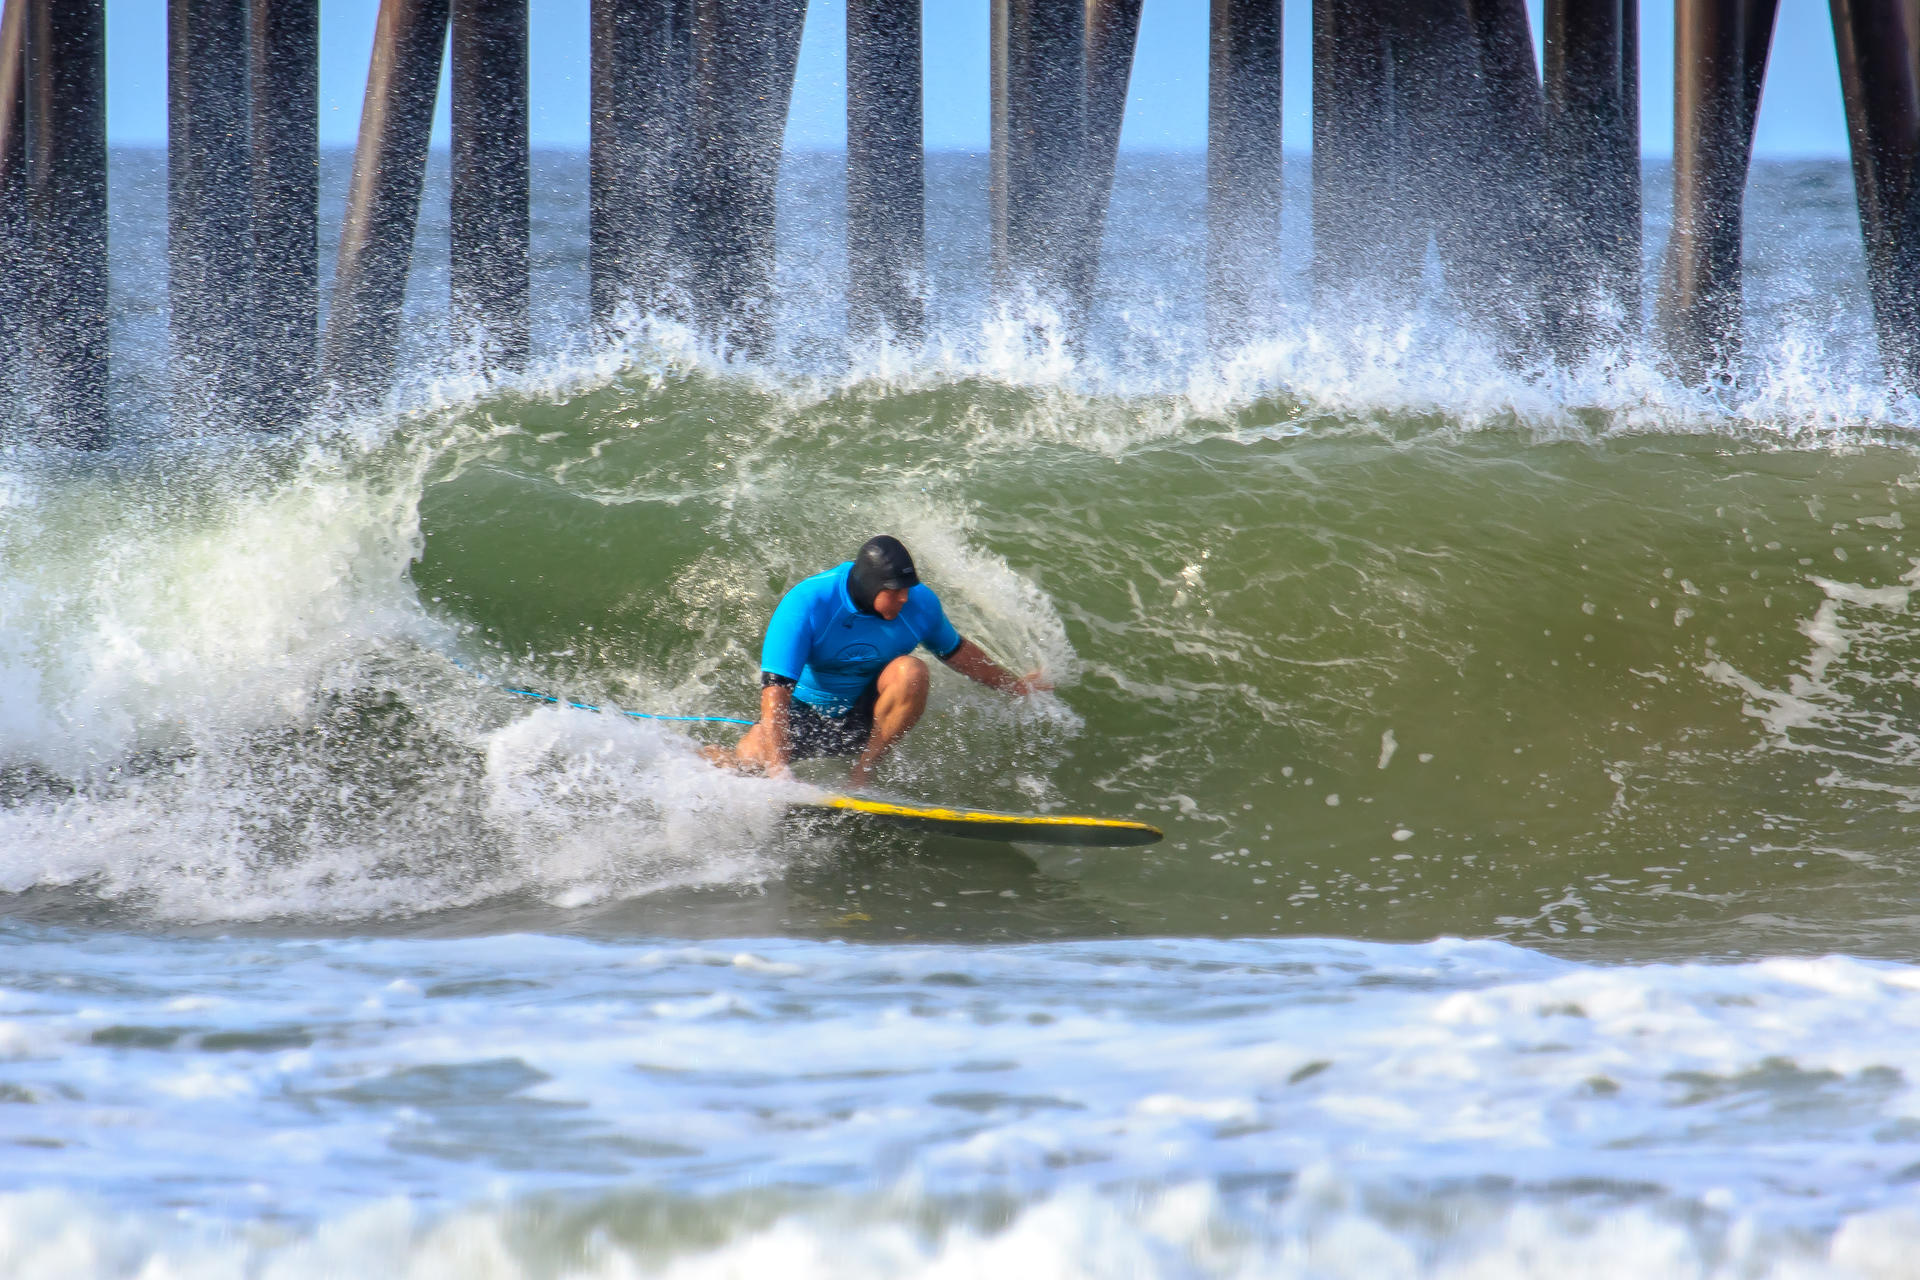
left=686, top=0, right=806, bottom=357
left=1656, top=0, right=1778, bottom=380
left=25, top=0, right=108, bottom=447
left=1830, top=0, right=1920, bottom=389
left=320, top=0, right=448, bottom=406
left=590, top=0, right=693, bottom=330
left=452, top=0, right=530, bottom=370
left=991, top=0, right=1090, bottom=323
left=170, top=0, right=255, bottom=428
left=846, top=0, right=924, bottom=341
left=1084, top=0, right=1143, bottom=285
left=1545, top=0, right=1642, bottom=353
left=1311, top=0, right=1421, bottom=313
left=1438, top=0, right=1550, bottom=354
left=0, top=0, right=26, bottom=420
left=250, top=0, right=319, bottom=429
left=1207, top=0, right=1283, bottom=344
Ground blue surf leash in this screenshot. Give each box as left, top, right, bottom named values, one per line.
left=454, top=659, right=755, bottom=727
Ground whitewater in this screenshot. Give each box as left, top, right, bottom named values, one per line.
left=6, top=152, right=1920, bottom=1276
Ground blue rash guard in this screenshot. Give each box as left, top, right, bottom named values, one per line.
left=760, top=562, right=964, bottom=714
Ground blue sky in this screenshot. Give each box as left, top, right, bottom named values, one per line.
left=104, top=0, right=1849, bottom=157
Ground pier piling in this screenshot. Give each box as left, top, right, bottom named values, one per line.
left=991, top=0, right=1091, bottom=325
left=1084, top=0, right=1143, bottom=293
left=846, top=0, right=924, bottom=342
left=250, top=0, right=319, bottom=428
left=1830, top=0, right=1920, bottom=389
left=589, top=0, right=693, bottom=331
left=0, top=0, right=25, bottom=418
left=1545, top=0, right=1642, bottom=352
left=1312, top=0, right=1422, bottom=313
left=25, top=0, right=108, bottom=447
left=169, top=0, right=256, bottom=428
left=451, top=0, right=530, bottom=371
left=1657, top=0, right=1776, bottom=380
left=685, top=0, right=806, bottom=357
left=320, top=0, right=448, bottom=406
left=1207, top=0, right=1283, bottom=344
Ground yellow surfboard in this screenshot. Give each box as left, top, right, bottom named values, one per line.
left=799, top=792, right=1164, bottom=847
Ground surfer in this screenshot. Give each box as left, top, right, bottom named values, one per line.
left=717, top=535, right=1048, bottom=788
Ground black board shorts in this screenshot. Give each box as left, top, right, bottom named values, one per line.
left=786, top=686, right=878, bottom=760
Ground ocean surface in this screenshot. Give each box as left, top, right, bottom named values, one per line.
left=5, top=149, right=1920, bottom=1275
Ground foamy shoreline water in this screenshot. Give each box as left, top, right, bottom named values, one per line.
left=6, top=929, right=1920, bottom=1277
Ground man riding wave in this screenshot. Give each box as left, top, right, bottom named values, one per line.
left=719, top=535, right=1048, bottom=788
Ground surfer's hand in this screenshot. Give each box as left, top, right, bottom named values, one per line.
left=1014, top=670, right=1053, bottom=696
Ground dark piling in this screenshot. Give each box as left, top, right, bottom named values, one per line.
left=1830, top=0, right=1920, bottom=389
left=685, top=0, right=807, bottom=357
left=589, top=0, right=694, bottom=331
left=846, top=0, right=924, bottom=341
left=320, top=0, right=449, bottom=407
left=25, top=0, right=108, bottom=447
left=451, top=0, right=530, bottom=371
left=250, top=0, right=319, bottom=428
left=169, top=0, right=255, bottom=428
left=1656, top=0, right=1777, bottom=380
left=991, top=0, right=1091, bottom=325
left=1207, top=0, right=1283, bottom=345
left=1545, top=0, right=1643, bottom=352
left=0, top=0, right=25, bottom=421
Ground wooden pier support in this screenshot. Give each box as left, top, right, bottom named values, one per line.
left=1545, top=0, right=1641, bottom=351
left=1084, top=0, right=1143, bottom=279
left=1830, top=0, right=1920, bottom=389
left=1311, top=0, right=1422, bottom=313
left=685, top=0, right=806, bottom=357
left=589, top=0, right=693, bottom=330
left=991, top=0, right=1091, bottom=322
left=452, top=0, right=529, bottom=370
left=1207, top=0, right=1283, bottom=344
left=250, top=0, right=319, bottom=429
left=846, top=0, right=923, bottom=341
left=24, top=0, right=108, bottom=447
left=321, top=0, right=448, bottom=406
left=169, top=0, right=255, bottom=428
left=1656, top=0, right=1777, bottom=380
left=0, top=0, right=25, bottom=418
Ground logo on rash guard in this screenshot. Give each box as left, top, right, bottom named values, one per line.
left=834, top=643, right=881, bottom=666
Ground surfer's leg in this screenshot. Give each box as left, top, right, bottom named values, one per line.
left=849, top=656, right=929, bottom=788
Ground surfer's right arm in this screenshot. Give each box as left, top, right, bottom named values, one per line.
left=756, top=675, right=795, bottom=775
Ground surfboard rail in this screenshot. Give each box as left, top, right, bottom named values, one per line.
left=799, top=792, right=1164, bottom=847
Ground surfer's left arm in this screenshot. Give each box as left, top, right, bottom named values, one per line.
left=939, top=638, right=1051, bottom=696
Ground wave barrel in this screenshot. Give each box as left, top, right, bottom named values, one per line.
left=451, top=0, right=530, bottom=372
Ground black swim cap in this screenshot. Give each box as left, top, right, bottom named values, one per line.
left=847, top=535, right=919, bottom=614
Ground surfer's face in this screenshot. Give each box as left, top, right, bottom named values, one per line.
left=873, top=587, right=910, bottom=620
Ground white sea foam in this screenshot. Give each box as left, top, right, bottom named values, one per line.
left=4, top=936, right=1920, bottom=1277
